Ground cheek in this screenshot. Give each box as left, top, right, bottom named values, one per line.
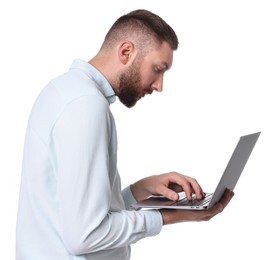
left=141, top=69, right=157, bottom=86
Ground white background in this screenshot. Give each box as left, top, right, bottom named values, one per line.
left=1, top=1, right=275, bottom=259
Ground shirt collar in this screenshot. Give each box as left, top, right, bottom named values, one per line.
left=70, top=59, right=116, bottom=104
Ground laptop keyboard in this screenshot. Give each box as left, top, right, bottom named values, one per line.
left=174, top=193, right=213, bottom=207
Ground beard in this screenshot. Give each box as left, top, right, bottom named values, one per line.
left=117, top=60, right=151, bottom=108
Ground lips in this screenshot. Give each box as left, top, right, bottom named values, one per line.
left=140, top=89, right=153, bottom=99
left=145, top=89, right=153, bottom=96
left=142, top=92, right=149, bottom=98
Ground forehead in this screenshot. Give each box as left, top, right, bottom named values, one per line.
left=142, top=41, right=174, bottom=69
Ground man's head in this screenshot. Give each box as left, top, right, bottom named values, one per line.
left=103, top=9, right=178, bottom=53
left=91, top=9, right=178, bottom=107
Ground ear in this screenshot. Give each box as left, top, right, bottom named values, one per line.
left=118, top=41, right=135, bottom=65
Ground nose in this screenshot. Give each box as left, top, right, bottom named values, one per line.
left=152, top=74, right=164, bottom=92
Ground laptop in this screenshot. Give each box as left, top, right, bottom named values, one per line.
left=131, top=132, right=261, bottom=210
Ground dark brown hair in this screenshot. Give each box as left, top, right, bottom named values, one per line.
left=102, top=9, right=179, bottom=52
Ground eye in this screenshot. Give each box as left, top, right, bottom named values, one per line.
left=154, top=66, right=163, bottom=73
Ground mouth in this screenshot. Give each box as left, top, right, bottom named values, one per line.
left=139, top=89, right=153, bottom=100
left=144, top=89, right=153, bottom=97
left=141, top=92, right=149, bottom=99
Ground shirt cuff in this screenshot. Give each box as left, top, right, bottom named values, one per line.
left=122, top=186, right=163, bottom=237
left=143, top=209, right=163, bottom=237
left=121, top=186, right=137, bottom=210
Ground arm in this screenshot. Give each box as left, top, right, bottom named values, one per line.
left=130, top=172, right=205, bottom=201
left=130, top=173, right=234, bottom=225
left=53, top=95, right=162, bottom=254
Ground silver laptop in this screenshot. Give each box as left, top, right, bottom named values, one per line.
left=132, top=132, right=261, bottom=210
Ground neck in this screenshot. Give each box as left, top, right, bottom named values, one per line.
left=88, top=54, right=119, bottom=93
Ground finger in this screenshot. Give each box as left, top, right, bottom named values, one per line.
left=177, top=175, right=204, bottom=200
left=164, top=173, right=194, bottom=200
left=184, top=176, right=205, bottom=199
left=168, top=183, right=183, bottom=193
left=219, top=189, right=235, bottom=207
left=207, top=189, right=234, bottom=217
left=157, top=186, right=179, bottom=201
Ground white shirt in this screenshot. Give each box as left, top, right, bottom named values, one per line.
left=16, top=59, right=163, bottom=260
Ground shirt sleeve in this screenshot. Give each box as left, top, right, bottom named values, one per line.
left=52, top=95, right=163, bottom=255
left=121, top=185, right=138, bottom=210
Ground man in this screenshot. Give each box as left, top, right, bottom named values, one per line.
left=16, top=9, right=234, bottom=260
